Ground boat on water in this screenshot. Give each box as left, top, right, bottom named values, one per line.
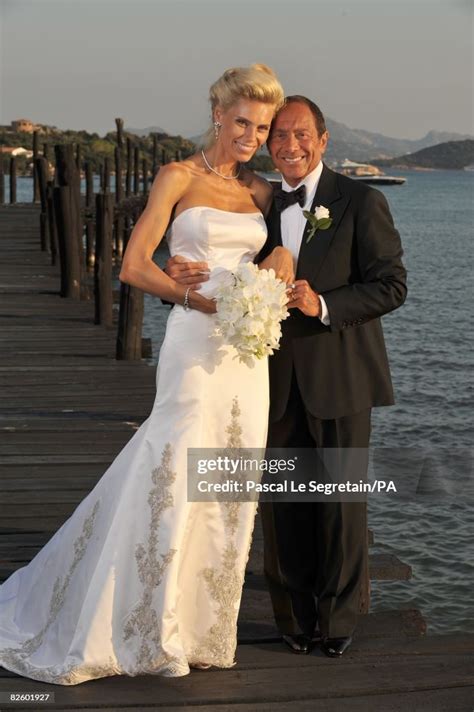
left=336, top=159, right=406, bottom=185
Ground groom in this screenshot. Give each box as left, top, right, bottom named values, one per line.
left=166, top=95, right=407, bottom=658
left=255, top=96, right=406, bottom=657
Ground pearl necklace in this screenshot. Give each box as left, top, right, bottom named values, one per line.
left=201, top=150, right=241, bottom=180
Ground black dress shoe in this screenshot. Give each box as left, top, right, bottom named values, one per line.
left=320, top=635, right=352, bottom=657
left=282, top=633, right=313, bottom=654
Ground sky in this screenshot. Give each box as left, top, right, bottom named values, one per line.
left=0, top=0, right=472, bottom=140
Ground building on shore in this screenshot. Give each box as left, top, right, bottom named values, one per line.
left=0, top=146, right=34, bottom=158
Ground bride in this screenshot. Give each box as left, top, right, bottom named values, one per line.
left=0, top=64, right=292, bottom=685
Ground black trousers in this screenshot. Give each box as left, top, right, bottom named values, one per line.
left=260, top=369, right=371, bottom=638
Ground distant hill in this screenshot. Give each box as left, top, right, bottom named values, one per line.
left=126, top=125, right=168, bottom=137
left=189, top=123, right=473, bottom=163
left=372, top=140, right=474, bottom=170
left=324, top=121, right=472, bottom=162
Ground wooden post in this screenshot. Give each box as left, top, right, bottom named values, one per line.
left=103, top=157, right=110, bottom=193
left=115, top=118, right=124, bottom=150
left=33, top=130, right=40, bottom=202
left=85, top=162, right=95, bottom=269
left=116, top=223, right=144, bottom=360
left=114, top=147, right=123, bottom=203
left=142, top=157, right=148, bottom=195
left=152, top=135, right=158, bottom=178
left=126, top=137, right=132, bottom=197
left=46, top=181, right=58, bottom=265
left=53, top=184, right=80, bottom=297
left=161, top=148, right=166, bottom=165
left=43, top=143, right=49, bottom=160
left=76, top=144, right=82, bottom=172
left=98, top=163, right=104, bottom=191
left=114, top=147, right=124, bottom=260
left=94, top=192, right=114, bottom=326
left=116, top=282, right=144, bottom=360
left=53, top=144, right=83, bottom=298
left=175, top=149, right=181, bottom=162
left=85, top=162, right=94, bottom=206
left=133, top=147, right=140, bottom=194
left=9, top=156, right=17, bottom=204
left=0, top=163, right=4, bottom=204
left=35, top=157, right=50, bottom=251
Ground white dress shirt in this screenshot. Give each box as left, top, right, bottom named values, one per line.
left=280, top=161, right=330, bottom=325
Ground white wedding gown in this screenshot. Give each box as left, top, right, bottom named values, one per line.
left=0, top=206, right=269, bottom=685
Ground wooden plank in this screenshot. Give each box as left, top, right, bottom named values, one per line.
left=0, top=651, right=472, bottom=708
left=19, top=687, right=472, bottom=712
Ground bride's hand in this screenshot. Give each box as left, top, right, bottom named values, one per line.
left=258, top=246, right=295, bottom=285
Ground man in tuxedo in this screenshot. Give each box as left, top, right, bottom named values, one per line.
left=166, top=95, right=407, bottom=658
left=256, top=96, right=406, bottom=657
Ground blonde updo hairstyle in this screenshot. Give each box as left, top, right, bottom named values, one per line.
left=203, top=63, right=284, bottom=149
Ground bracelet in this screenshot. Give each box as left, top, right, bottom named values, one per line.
left=183, top=287, right=191, bottom=311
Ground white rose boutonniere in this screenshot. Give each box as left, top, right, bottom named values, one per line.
left=302, top=205, right=332, bottom=243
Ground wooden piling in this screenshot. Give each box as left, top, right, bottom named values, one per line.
left=126, top=137, right=132, bottom=197
left=133, top=147, right=140, bottom=194
left=115, top=117, right=124, bottom=150
left=114, top=147, right=124, bottom=260
left=103, top=157, right=110, bottom=193
left=142, top=157, right=148, bottom=195
left=116, top=225, right=144, bottom=360
left=46, top=181, right=58, bottom=265
left=116, top=279, right=144, bottom=360
left=76, top=144, right=82, bottom=172
left=152, top=134, right=158, bottom=178
left=0, top=163, right=4, bottom=204
left=32, top=130, right=40, bottom=202
left=9, top=156, right=16, bottom=204
left=94, top=192, right=114, bottom=326
left=85, top=162, right=95, bottom=269
left=35, top=157, right=50, bottom=251
left=114, top=147, right=123, bottom=203
left=53, top=145, right=83, bottom=298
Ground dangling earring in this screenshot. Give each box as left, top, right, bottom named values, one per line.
left=213, top=121, right=221, bottom=140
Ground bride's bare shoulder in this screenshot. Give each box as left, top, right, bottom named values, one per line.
left=154, top=153, right=204, bottom=188
left=151, top=156, right=202, bottom=202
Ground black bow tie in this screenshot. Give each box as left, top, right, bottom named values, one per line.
left=274, top=185, right=307, bottom=212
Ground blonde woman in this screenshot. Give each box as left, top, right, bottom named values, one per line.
left=0, top=65, right=291, bottom=684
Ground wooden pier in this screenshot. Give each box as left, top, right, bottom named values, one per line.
left=0, top=204, right=473, bottom=710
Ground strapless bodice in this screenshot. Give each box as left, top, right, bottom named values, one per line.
left=168, top=206, right=267, bottom=297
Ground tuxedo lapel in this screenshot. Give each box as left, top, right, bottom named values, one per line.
left=296, top=164, right=349, bottom=282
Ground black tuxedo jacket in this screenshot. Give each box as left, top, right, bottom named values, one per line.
left=258, top=164, right=407, bottom=421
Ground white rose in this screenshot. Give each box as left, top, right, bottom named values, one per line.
left=314, top=205, right=330, bottom=220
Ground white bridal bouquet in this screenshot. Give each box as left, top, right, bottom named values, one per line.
left=214, top=262, right=289, bottom=366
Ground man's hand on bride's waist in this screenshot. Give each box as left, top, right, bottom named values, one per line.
left=258, top=246, right=295, bottom=286
left=165, top=255, right=210, bottom=291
